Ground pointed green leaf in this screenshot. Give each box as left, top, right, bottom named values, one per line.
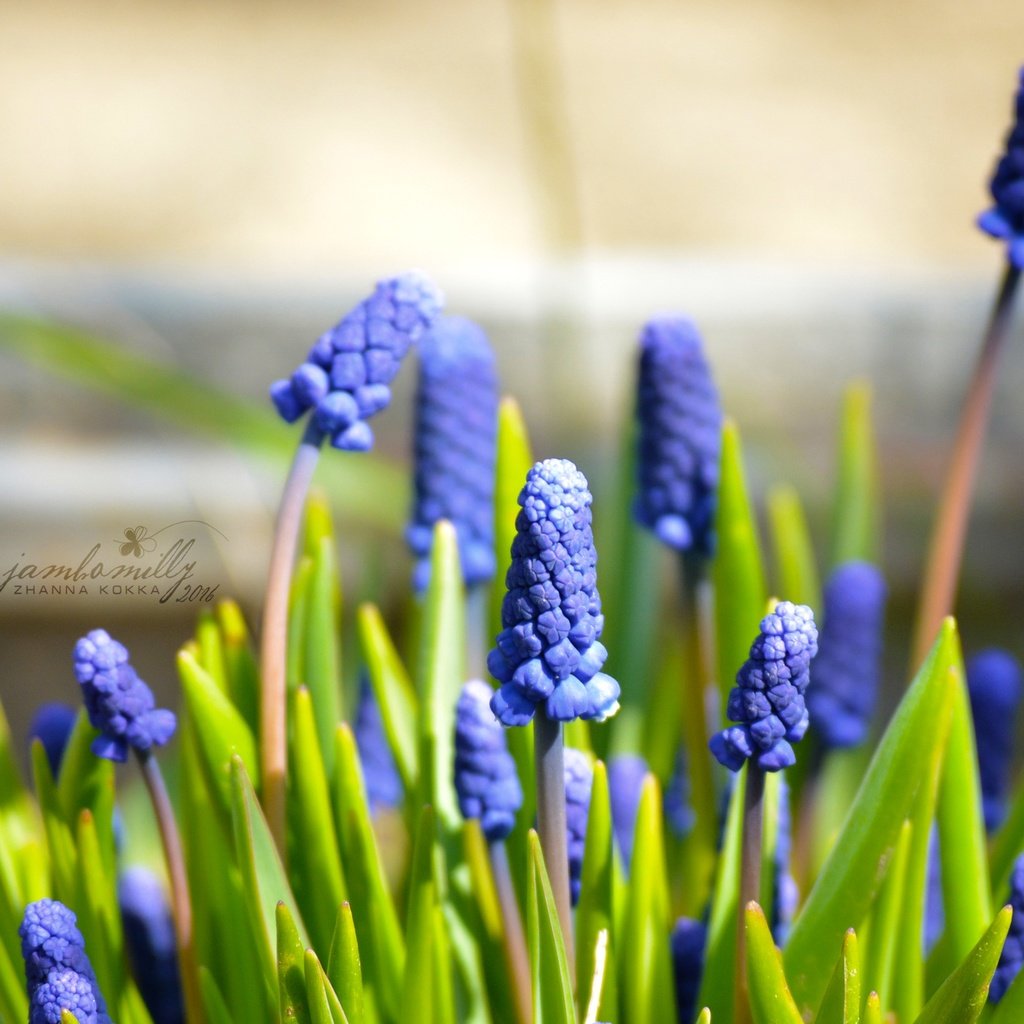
left=216, top=599, right=261, bottom=740
left=744, top=902, right=803, bottom=1024
left=863, top=992, right=881, bottom=1024
left=432, top=906, right=457, bottom=1024
left=61, top=1012, right=82, bottom=1024
left=527, top=831, right=576, bottom=1024
left=196, top=608, right=230, bottom=694
left=783, top=621, right=960, bottom=1015
left=327, top=903, right=365, bottom=1024
left=767, top=484, right=821, bottom=611
left=696, top=1011, right=712, bottom=1024
left=862, top=820, right=911, bottom=1011
left=830, top=381, right=880, bottom=567
left=288, top=555, right=315, bottom=692
left=31, top=740, right=76, bottom=901
left=306, top=949, right=348, bottom=1024
left=402, top=806, right=437, bottom=1024
left=814, top=929, right=860, bottom=1024
left=278, top=902, right=312, bottom=1024
left=912, top=906, right=1012, bottom=1024
left=199, top=966, right=236, bottom=1024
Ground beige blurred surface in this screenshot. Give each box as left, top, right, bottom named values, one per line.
left=2, top=0, right=1023, bottom=274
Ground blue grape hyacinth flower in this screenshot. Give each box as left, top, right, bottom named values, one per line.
left=28, top=703, right=78, bottom=775
left=990, top=854, right=1024, bottom=1002
left=664, top=747, right=696, bottom=839
left=407, top=315, right=498, bottom=592
left=634, top=316, right=722, bottom=556
left=807, top=562, right=887, bottom=751
left=967, top=648, right=1023, bottom=833
left=454, top=680, right=523, bottom=843
left=564, top=747, right=593, bottom=906
left=354, top=678, right=403, bottom=814
left=20, top=899, right=112, bottom=1024
left=73, top=629, right=176, bottom=763
left=488, top=459, right=620, bottom=726
left=978, top=68, right=1024, bottom=269
left=608, top=754, right=647, bottom=870
left=670, top=917, right=707, bottom=1024
left=270, top=272, right=443, bottom=451
left=710, top=602, right=818, bottom=772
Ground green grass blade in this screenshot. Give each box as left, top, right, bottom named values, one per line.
left=327, top=903, right=365, bottom=1024
left=198, top=967, right=235, bottom=1024
left=863, top=992, right=882, bottom=1024
left=813, top=929, right=860, bottom=1024
left=744, top=902, right=803, bottom=1024
left=527, top=831, right=576, bottom=1024
left=402, top=806, right=437, bottom=1024
left=432, top=906, right=458, bottom=1024
left=767, top=484, right=821, bottom=611
left=31, top=741, right=77, bottom=902
left=196, top=608, right=230, bottom=695
left=307, top=949, right=351, bottom=1024
left=861, top=820, right=911, bottom=1011
left=216, top=599, right=261, bottom=740
left=696, top=1011, right=712, bottom=1024
left=830, top=381, right=880, bottom=568
left=278, top=901, right=312, bottom=1024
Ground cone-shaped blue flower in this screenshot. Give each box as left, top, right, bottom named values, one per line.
left=28, top=703, right=78, bottom=775
left=978, top=68, right=1024, bottom=268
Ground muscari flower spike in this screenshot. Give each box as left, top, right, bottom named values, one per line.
left=73, top=629, right=176, bottom=763
left=670, top=917, right=707, bottom=1024
left=354, top=678, right=403, bottom=813
left=454, top=680, right=524, bottom=843
left=710, top=602, right=818, bottom=772
left=807, top=562, right=887, bottom=750
left=119, top=867, right=183, bottom=1024
left=488, top=459, right=620, bottom=726
left=978, top=68, right=1024, bottom=269
left=270, top=271, right=444, bottom=451
left=967, top=648, right=1023, bottom=833
left=990, top=853, right=1024, bottom=1003
left=633, top=316, right=722, bottom=556
left=28, top=703, right=78, bottom=776
left=664, top=746, right=696, bottom=839
left=20, top=899, right=112, bottom=1024
left=407, top=315, right=498, bottom=592
left=564, top=747, right=593, bottom=906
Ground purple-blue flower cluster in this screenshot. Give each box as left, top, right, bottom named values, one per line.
left=19, top=899, right=112, bottom=1024
left=608, top=754, right=647, bottom=870
left=354, top=679, right=403, bottom=814
left=488, top=459, right=620, bottom=726
left=634, top=316, right=722, bottom=556
left=710, top=602, right=818, bottom=772
left=407, top=315, right=498, bottom=592
left=564, top=747, right=593, bottom=906
left=807, top=562, right=887, bottom=750
left=73, top=630, right=176, bottom=763
left=670, top=917, right=707, bottom=1024
left=270, top=272, right=443, bottom=451
left=978, top=68, right=1024, bottom=269
left=664, top=747, right=696, bottom=839
left=990, top=854, right=1024, bottom=1003
left=454, top=680, right=523, bottom=843
left=28, top=703, right=78, bottom=776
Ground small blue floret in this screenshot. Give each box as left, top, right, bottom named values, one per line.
left=979, top=68, right=1024, bottom=268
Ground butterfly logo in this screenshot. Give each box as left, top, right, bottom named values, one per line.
left=115, top=526, right=157, bottom=558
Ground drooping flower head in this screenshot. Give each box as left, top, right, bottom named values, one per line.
left=967, top=648, right=1023, bottom=833
left=488, top=459, right=620, bottom=726
left=608, top=755, right=647, bottom=870
left=407, top=315, right=498, bottom=592
left=710, top=602, right=818, bottom=772
left=119, top=867, right=183, bottom=1024
left=807, top=562, right=887, bottom=751
left=978, top=68, right=1024, bottom=268
left=270, top=272, right=443, bottom=451
left=28, top=703, right=78, bottom=775
left=73, top=629, right=176, bottom=763
left=670, top=917, right=707, bottom=1024
left=990, top=854, right=1024, bottom=1003
left=564, top=747, right=593, bottom=906
left=633, top=316, right=722, bottom=556
left=454, top=680, right=523, bottom=843
left=19, top=899, right=112, bottom=1024
left=354, top=678, right=403, bottom=814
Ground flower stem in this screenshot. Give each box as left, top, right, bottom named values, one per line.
left=736, top=763, right=765, bottom=1024
left=137, top=750, right=204, bottom=1024
left=490, top=840, right=532, bottom=1024
left=534, top=711, right=575, bottom=974
left=912, top=263, right=1021, bottom=667
left=260, top=419, right=325, bottom=851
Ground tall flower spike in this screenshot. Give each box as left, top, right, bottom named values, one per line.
left=354, top=678, right=403, bottom=814
left=710, top=602, right=818, bottom=772
left=978, top=68, right=1024, bottom=268
left=670, top=917, right=707, bottom=1024
left=807, top=562, right=887, bottom=750
left=608, top=754, right=647, bottom=870
left=454, top=680, right=524, bottom=842
left=990, top=854, right=1024, bottom=1002
left=73, top=629, right=176, bottom=763
left=564, top=747, right=593, bottom=906
left=407, top=315, right=498, bottom=592
left=20, top=899, right=113, bottom=1024
left=634, top=316, right=722, bottom=555
left=967, top=648, right=1023, bottom=833
left=488, top=458, right=620, bottom=725
left=270, top=271, right=443, bottom=451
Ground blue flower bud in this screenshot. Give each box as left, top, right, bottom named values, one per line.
left=564, top=747, right=593, bottom=906
left=608, top=755, right=647, bottom=870
left=454, top=680, right=523, bottom=842
left=634, top=316, right=722, bottom=556
left=28, top=703, right=78, bottom=776
left=489, top=459, right=620, bottom=726
left=270, top=272, right=443, bottom=450
left=978, top=68, right=1024, bottom=268
left=354, top=679, right=403, bottom=813
left=710, top=603, right=818, bottom=772
left=967, top=649, right=1023, bottom=833
left=670, top=917, right=707, bottom=1024
left=73, top=629, right=176, bottom=763
left=990, top=854, right=1024, bottom=1002
left=807, top=562, right=887, bottom=751
left=407, top=316, right=498, bottom=592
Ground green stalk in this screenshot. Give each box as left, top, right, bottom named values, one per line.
left=737, top=763, right=765, bottom=1024
left=490, top=840, right=532, bottom=1024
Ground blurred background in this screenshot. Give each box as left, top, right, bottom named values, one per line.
left=2, top=0, right=1024, bottom=741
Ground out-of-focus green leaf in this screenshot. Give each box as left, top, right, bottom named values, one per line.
left=988, top=964, right=1024, bottom=1023
left=198, top=967, right=235, bottom=1024
left=783, top=621, right=960, bottom=1015
left=327, top=902, right=365, bottom=1024
left=357, top=603, right=419, bottom=790
left=417, top=521, right=465, bottom=831
left=712, top=420, right=767, bottom=721
left=744, top=902, right=803, bottom=1024
left=830, top=381, right=880, bottom=568
left=862, top=820, right=911, bottom=1011
left=863, top=992, right=882, bottom=1024
left=196, top=608, right=230, bottom=695
left=31, top=741, right=76, bottom=901
left=216, top=599, right=261, bottom=740
left=278, top=901, right=312, bottom=1024
left=61, top=1012, right=82, bottom=1024
left=527, top=831, right=576, bottom=1024
left=767, top=484, right=821, bottom=611
left=814, top=929, right=860, bottom=1024
left=288, top=556, right=315, bottom=692
left=402, top=806, right=437, bottom=1024
left=432, top=907, right=457, bottom=1024
left=912, top=906, right=1011, bottom=1024
left=696, top=1011, right=712, bottom=1024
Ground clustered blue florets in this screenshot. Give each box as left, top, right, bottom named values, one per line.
left=564, top=747, right=593, bottom=906
left=634, top=316, right=722, bottom=556
left=488, top=459, right=621, bottom=726
left=710, top=602, right=818, bottom=772
left=19, top=899, right=112, bottom=1024
left=990, top=854, right=1024, bottom=1003
left=28, top=703, right=78, bottom=776
left=978, top=68, right=1024, bottom=268
left=407, top=315, right=498, bottom=592
left=354, top=679, right=403, bottom=814
left=806, top=562, right=887, bottom=751
left=453, top=680, right=523, bottom=843
left=270, top=272, right=443, bottom=451
left=73, top=630, right=176, bottom=763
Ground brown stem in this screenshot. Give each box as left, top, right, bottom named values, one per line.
left=736, top=764, right=765, bottom=1024
left=490, top=840, right=532, bottom=1024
